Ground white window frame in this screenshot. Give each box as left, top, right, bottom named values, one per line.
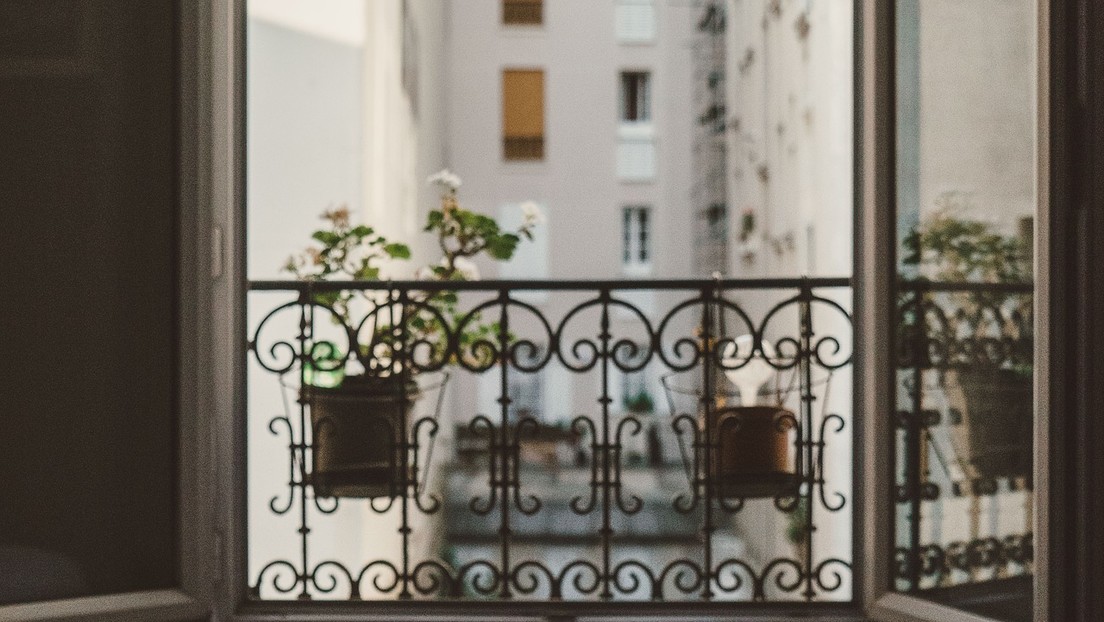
left=859, top=1, right=1051, bottom=621
left=618, top=70, right=656, bottom=181
left=615, top=0, right=656, bottom=44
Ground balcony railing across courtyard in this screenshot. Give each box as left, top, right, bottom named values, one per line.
left=246, top=277, right=854, bottom=607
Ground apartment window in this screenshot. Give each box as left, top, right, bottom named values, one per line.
left=620, top=71, right=651, bottom=123
left=502, top=69, right=545, bottom=160
left=509, top=373, right=545, bottom=422
left=616, top=0, right=656, bottom=43
left=618, top=71, right=655, bottom=180
left=622, top=206, right=651, bottom=267
left=503, top=0, right=543, bottom=26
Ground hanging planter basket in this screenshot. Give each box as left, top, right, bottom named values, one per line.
left=305, top=375, right=421, bottom=499
left=708, top=405, right=799, bottom=499
left=953, top=367, right=1032, bottom=480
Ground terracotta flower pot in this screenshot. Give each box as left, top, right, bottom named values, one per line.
left=708, top=405, right=798, bottom=498
left=305, top=376, right=420, bottom=499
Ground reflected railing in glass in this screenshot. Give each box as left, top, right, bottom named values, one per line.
left=894, top=280, right=1034, bottom=593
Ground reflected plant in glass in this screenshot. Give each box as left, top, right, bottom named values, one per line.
left=900, top=192, right=1032, bottom=480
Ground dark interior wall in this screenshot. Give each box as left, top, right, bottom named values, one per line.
left=0, top=0, right=177, bottom=603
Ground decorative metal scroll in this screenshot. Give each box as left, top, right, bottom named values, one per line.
left=247, top=278, right=853, bottom=604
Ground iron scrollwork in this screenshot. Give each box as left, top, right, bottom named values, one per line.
left=247, top=278, right=853, bottom=605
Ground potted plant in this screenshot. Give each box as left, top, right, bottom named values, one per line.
left=283, top=170, right=542, bottom=498
left=623, top=389, right=655, bottom=415
left=900, top=199, right=1033, bottom=480
left=708, top=403, right=797, bottom=499
left=712, top=336, right=799, bottom=498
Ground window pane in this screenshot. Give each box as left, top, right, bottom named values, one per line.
left=621, top=71, right=650, bottom=122
left=893, top=1, right=1036, bottom=619
left=0, top=0, right=177, bottom=605
left=623, top=207, right=634, bottom=263
left=245, top=0, right=854, bottom=608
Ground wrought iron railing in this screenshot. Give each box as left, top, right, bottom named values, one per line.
left=247, top=278, right=853, bottom=606
left=894, top=280, right=1034, bottom=592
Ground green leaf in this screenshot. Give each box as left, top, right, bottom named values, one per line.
left=487, top=234, right=519, bottom=260
left=425, top=211, right=444, bottom=231
left=355, top=266, right=381, bottom=280
left=312, top=231, right=341, bottom=246
left=384, top=243, right=411, bottom=259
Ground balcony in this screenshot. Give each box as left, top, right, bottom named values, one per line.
left=246, top=277, right=854, bottom=607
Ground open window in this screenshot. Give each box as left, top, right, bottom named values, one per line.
left=0, top=1, right=216, bottom=620
left=860, top=1, right=1053, bottom=621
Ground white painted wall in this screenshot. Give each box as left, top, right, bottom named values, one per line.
left=723, top=0, right=854, bottom=598
left=442, top=0, right=699, bottom=433
left=724, top=0, right=853, bottom=280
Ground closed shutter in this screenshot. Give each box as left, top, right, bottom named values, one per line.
left=503, top=69, right=545, bottom=160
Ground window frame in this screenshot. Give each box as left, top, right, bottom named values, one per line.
left=207, top=0, right=1083, bottom=620
left=622, top=205, right=652, bottom=270
left=0, top=1, right=223, bottom=620
left=858, top=0, right=1054, bottom=621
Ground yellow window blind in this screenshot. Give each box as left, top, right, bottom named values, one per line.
left=502, top=69, right=545, bottom=160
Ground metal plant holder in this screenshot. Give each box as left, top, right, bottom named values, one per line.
left=306, top=376, right=424, bottom=499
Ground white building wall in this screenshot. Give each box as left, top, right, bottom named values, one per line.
left=723, top=0, right=854, bottom=596
left=724, top=0, right=852, bottom=280
left=444, top=0, right=698, bottom=427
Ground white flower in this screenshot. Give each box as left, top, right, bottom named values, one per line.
left=451, top=256, right=481, bottom=280
left=520, top=201, right=546, bottom=227
left=414, top=256, right=480, bottom=281
left=427, top=168, right=462, bottom=192
left=287, top=250, right=324, bottom=278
